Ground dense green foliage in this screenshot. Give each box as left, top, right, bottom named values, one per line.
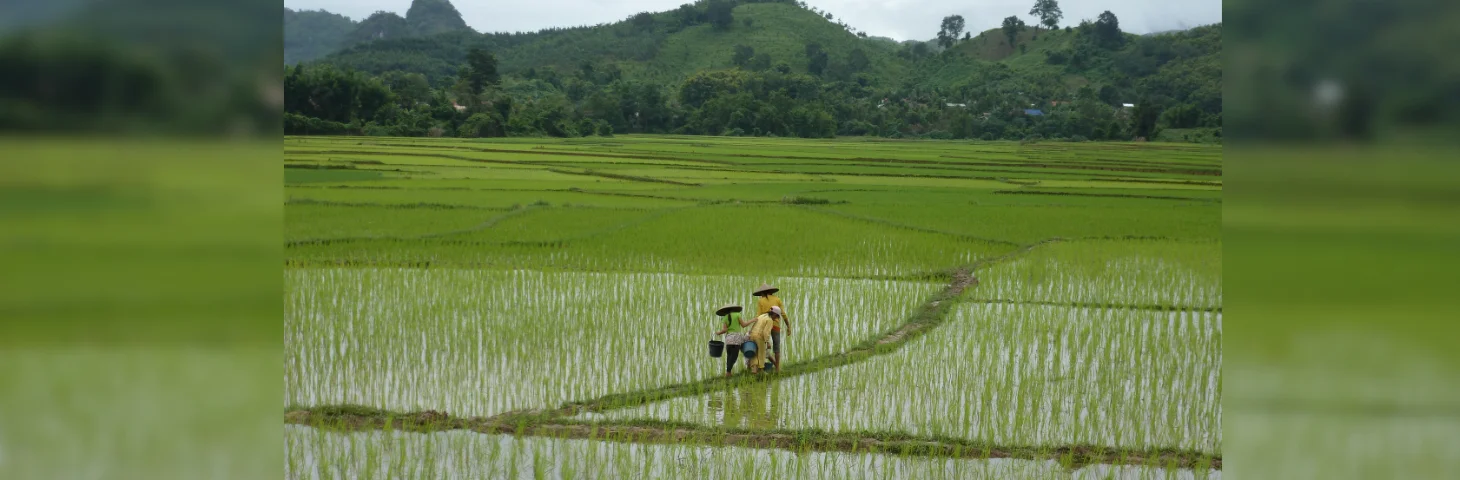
left=1225, top=0, right=1460, bottom=140
left=1, top=0, right=279, bottom=135
left=284, top=0, right=477, bottom=66
left=404, top=0, right=471, bottom=36
left=284, top=9, right=356, bottom=64
left=284, top=0, right=1219, bottom=141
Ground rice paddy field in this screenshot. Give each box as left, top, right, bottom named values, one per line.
left=284, top=135, right=1223, bottom=479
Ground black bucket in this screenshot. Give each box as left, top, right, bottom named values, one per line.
left=709, top=340, right=725, bottom=358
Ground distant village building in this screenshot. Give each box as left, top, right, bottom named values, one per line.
left=945, top=103, right=967, bottom=108
left=1023, top=109, right=1045, bottom=116
left=453, top=103, right=467, bottom=112
left=1122, top=103, right=1136, bottom=109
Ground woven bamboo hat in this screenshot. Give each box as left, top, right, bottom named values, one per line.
left=752, top=283, right=779, bottom=296
left=715, top=304, right=743, bottom=316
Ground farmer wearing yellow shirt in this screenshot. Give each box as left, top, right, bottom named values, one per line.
left=744, top=306, right=781, bottom=374
left=752, top=283, right=789, bottom=371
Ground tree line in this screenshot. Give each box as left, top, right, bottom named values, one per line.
left=285, top=52, right=1206, bottom=142
left=285, top=0, right=1220, bottom=142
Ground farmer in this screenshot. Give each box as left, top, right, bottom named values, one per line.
left=713, top=304, right=749, bottom=377
left=744, top=306, right=781, bottom=374
left=753, top=283, right=790, bottom=371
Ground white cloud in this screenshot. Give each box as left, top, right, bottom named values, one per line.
left=286, top=0, right=1220, bottom=41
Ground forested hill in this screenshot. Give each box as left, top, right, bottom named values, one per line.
left=285, top=0, right=474, bottom=64
left=284, top=0, right=1221, bottom=143
left=291, top=0, right=1215, bottom=95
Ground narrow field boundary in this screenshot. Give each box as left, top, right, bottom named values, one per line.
left=285, top=206, right=542, bottom=247
left=493, top=206, right=699, bottom=247
left=286, top=206, right=691, bottom=249
left=546, top=168, right=703, bottom=186
left=285, top=199, right=511, bottom=210
left=797, top=206, right=1023, bottom=247
left=283, top=408, right=1220, bottom=470
left=994, top=190, right=1222, bottom=202
left=965, top=298, right=1223, bottom=314
left=285, top=236, right=1223, bottom=469
left=557, top=239, right=1063, bottom=414
left=565, top=189, right=769, bottom=205
left=282, top=258, right=949, bottom=284
left=549, top=266, right=982, bottom=414
left=327, top=142, right=743, bottom=167
left=937, top=159, right=1222, bottom=177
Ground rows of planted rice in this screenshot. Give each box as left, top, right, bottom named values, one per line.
left=284, top=426, right=1218, bottom=480
left=281, top=136, right=1222, bottom=189
left=300, top=178, right=683, bottom=192
left=285, top=203, right=507, bottom=242
left=969, top=240, right=1223, bottom=310
left=591, top=302, right=1222, bottom=455
left=285, top=168, right=390, bottom=184
left=287, top=203, right=669, bottom=245
left=442, top=207, right=670, bottom=243
left=1004, top=188, right=1224, bottom=200
left=285, top=186, right=699, bottom=209
left=285, top=269, right=939, bottom=417
left=286, top=205, right=1015, bottom=276
left=824, top=203, right=1222, bottom=244
left=281, top=135, right=1224, bottom=476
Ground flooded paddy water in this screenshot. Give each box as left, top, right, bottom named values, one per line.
left=286, top=268, right=938, bottom=417
left=282, top=136, right=1225, bottom=477
left=285, top=426, right=1220, bottom=479
left=590, top=303, right=1222, bottom=454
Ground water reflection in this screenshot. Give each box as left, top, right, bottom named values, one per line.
left=710, top=379, right=782, bottom=430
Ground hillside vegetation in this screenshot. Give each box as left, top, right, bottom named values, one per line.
left=284, top=9, right=355, bottom=64
left=285, top=0, right=476, bottom=65
left=284, top=0, right=1220, bottom=143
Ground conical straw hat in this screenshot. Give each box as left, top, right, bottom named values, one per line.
left=752, top=283, right=779, bottom=295
left=715, top=304, right=743, bottom=316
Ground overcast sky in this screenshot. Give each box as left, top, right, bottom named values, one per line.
left=285, top=0, right=1221, bottom=41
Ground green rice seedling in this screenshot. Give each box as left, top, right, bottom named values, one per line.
left=282, top=134, right=1224, bottom=476
left=285, top=203, right=511, bottom=242
left=285, top=269, right=939, bottom=417
left=286, top=185, right=698, bottom=210
left=970, top=239, right=1222, bottom=310
left=595, top=303, right=1222, bottom=455
left=825, top=201, right=1221, bottom=244
left=288, top=204, right=1014, bottom=276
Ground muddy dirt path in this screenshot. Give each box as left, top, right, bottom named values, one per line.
left=284, top=408, right=1221, bottom=470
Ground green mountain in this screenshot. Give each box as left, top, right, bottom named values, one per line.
left=312, top=1, right=910, bottom=87
left=300, top=0, right=1215, bottom=102
left=923, top=23, right=1220, bottom=108
left=404, top=0, right=471, bottom=36
left=284, top=0, right=1220, bottom=142
left=285, top=9, right=357, bottom=65
left=284, top=0, right=475, bottom=65
left=345, top=11, right=411, bottom=45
